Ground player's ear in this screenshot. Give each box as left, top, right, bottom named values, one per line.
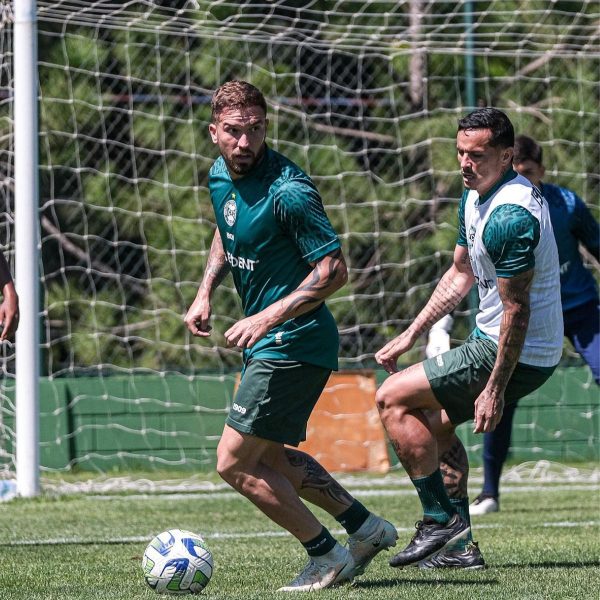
left=502, top=147, right=513, bottom=167
left=209, top=122, right=218, bottom=143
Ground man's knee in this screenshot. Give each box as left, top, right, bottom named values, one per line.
left=375, top=373, right=431, bottom=421
left=216, top=430, right=254, bottom=484
left=376, top=364, right=437, bottom=418
left=215, top=440, right=238, bottom=483
left=375, top=382, right=408, bottom=424
left=216, top=444, right=261, bottom=499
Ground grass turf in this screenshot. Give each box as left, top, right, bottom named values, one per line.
left=0, top=469, right=598, bottom=599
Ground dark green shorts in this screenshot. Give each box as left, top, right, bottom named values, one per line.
left=226, top=359, right=332, bottom=446
left=423, top=334, right=556, bottom=425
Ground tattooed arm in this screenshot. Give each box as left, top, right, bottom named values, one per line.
left=375, top=244, right=475, bottom=373
left=473, top=269, right=532, bottom=433
left=184, top=229, right=230, bottom=337
left=224, top=248, right=347, bottom=349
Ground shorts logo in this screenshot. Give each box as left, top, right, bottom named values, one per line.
left=275, top=332, right=283, bottom=345
left=232, top=402, right=247, bottom=415
left=436, top=355, right=444, bottom=367
left=224, top=195, right=237, bottom=227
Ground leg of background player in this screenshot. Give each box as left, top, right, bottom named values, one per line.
left=470, top=402, right=518, bottom=515
left=564, top=300, right=600, bottom=385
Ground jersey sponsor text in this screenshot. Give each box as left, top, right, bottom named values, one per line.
left=226, top=251, right=257, bottom=271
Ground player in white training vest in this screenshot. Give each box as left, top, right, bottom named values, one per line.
left=464, top=169, right=563, bottom=367
left=375, top=108, right=563, bottom=570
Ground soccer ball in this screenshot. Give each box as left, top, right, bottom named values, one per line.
left=142, top=529, right=213, bottom=594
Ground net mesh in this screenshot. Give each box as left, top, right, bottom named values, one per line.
left=1, top=0, right=598, bottom=476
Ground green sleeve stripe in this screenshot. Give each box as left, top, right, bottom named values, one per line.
left=495, top=262, right=534, bottom=278
left=304, top=238, right=341, bottom=263
left=482, top=204, right=540, bottom=276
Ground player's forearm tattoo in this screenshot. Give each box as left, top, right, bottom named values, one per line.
left=491, top=272, right=533, bottom=389
left=439, top=436, right=469, bottom=498
left=411, top=270, right=466, bottom=336
left=281, top=249, right=345, bottom=314
left=285, top=449, right=353, bottom=505
left=199, top=231, right=230, bottom=294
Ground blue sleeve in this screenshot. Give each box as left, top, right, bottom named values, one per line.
left=571, top=193, right=600, bottom=259
left=274, top=181, right=340, bottom=263
left=457, top=190, right=468, bottom=247
left=482, top=204, right=540, bottom=277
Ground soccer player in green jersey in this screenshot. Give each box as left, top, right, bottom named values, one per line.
left=184, top=81, right=397, bottom=591
left=375, top=108, right=563, bottom=569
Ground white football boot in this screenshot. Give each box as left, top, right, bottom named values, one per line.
left=347, top=513, right=399, bottom=576
left=277, top=542, right=355, bottom=592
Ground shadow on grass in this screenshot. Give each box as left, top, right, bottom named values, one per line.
left=354, top=576, right=498, bottom=589
left=495, top=560, right=599, bottom=569
left=352, top=559, right=600, bottom=589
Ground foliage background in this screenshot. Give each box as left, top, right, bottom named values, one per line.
left=2, top=0, right=598, bottom=375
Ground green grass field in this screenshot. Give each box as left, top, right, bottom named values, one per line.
left=0, top=466, right=598, bottom=600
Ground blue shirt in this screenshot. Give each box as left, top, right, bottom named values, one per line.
left=541, top=183, right=599, bottom=311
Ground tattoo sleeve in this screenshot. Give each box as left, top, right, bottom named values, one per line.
left=199, top=230, right=230, bottom=296
left=488, top=270, right=533, bottom=392
left=409, top=247, right=475, bottom=338
left=270, top=248, right=347, bottom=322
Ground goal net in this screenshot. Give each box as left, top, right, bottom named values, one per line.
left=1, top=0, right=598, bottom=480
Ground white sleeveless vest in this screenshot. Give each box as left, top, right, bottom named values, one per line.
left=464, top=174, right=563, bottom=367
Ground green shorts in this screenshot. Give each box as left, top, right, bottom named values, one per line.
left=423, top=333, right=556, bottom=425
left=226, top=359, right=332, bottom=446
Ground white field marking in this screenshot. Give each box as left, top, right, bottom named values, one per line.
left=4, top=520, right=599, bottom=547
left=86, top=483, right=599, bottom=502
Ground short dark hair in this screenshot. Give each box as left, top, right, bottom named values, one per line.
left=513, top=134, right=543, bottom=165
left=211, top=80, right=267, bottom=122
left=457, top=107, right=514, bottom=148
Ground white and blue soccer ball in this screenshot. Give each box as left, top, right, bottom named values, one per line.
left=142, top=529, right=213, bottom=594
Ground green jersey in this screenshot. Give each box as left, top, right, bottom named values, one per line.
left=208, top=146, right=341, bottom=370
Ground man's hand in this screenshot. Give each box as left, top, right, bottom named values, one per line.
left=473, top=387, right=505, bottom=433
left=224, top=314, right=275, bottom=349
left=375, top=331, right=415, bottom=374
left=0, top=284, right=19, bottom=341
left=184, top=294, right=212, bottom=337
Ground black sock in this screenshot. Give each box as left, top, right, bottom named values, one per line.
left=335, top=500, right=370, bottom=534
left=302, top=527, right=337, bottom=557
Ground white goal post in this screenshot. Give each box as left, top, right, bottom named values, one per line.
left=14, top=0, right=40, bottom=497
